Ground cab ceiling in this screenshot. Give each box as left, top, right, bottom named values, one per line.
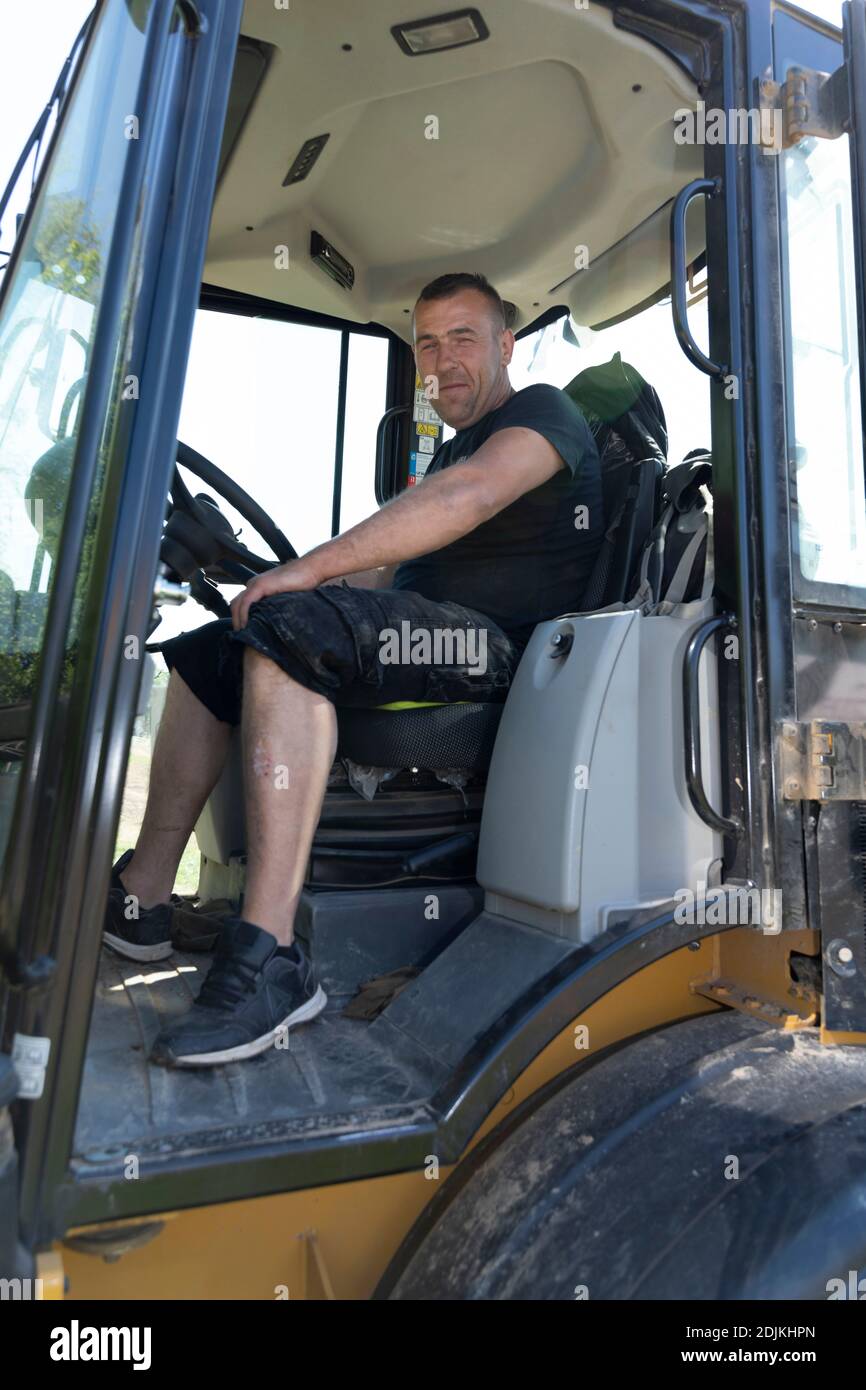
left=204, top=0, right=703, bottom=340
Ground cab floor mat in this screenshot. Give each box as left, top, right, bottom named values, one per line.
left=73, top=945, right=450, bottom=1163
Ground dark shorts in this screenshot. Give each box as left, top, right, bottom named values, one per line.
left=157, top=583, right=520, bottom=727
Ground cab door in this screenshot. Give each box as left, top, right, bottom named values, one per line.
left=773, top=1, right=866, bottom=1033
left=0, top=0, right=243, bottom=1260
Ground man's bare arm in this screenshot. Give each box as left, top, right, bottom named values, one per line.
left=231, top=427, right=564, bottom=628
left=321, top=564, right=397, bottom=590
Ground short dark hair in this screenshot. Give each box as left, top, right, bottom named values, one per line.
left=414, top=272, right=507, bottom=332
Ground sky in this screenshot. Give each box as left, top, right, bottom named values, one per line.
left=800, top=0, right=844, bottom=21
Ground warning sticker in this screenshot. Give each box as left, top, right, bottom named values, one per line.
left=12, top=1032, right=50, bottom=1100
left=409, top=451, right=433, bottom=481
left=408, top=373, right=442, bottom=481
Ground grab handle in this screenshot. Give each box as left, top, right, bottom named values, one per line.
left=683, top=613, right=743, bottom=837
left=375, top=405, right=411, bottom=505
left=670, top=178, right=727, bottom=378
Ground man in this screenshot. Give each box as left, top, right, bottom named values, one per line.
left=105, top=272, right=603, bottom=1067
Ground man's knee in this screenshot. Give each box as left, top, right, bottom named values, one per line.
left=241, top=641, right=334, bottom=708
left=243, top=642, right=289, bottom=684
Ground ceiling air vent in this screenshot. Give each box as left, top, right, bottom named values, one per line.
left=282, top=134, right=330, bottom=187
left=310, top=232, right=354, bottom=291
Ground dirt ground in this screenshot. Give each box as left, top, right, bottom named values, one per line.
left=114, top=734, right=201, bottom=896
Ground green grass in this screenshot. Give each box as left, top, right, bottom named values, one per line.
left=114, top=734, right=201, bottom=898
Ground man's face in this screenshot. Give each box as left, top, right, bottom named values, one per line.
left=412, top=289, right=514, bottom=428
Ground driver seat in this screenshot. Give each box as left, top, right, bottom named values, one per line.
left=337, top=699, right=503, bottom=776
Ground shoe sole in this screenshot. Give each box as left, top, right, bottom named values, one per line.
left=103, top=932, right=174, bottom=963
left=165, top=985, right=329, bottom=1068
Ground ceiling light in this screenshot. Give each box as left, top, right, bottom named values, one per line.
left=392, top=9, right=489, bottom=56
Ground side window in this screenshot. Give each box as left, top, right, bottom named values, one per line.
left=782, top=132, right=865, bottom=591
left=171, top=311, right=389, bottom=581
left=776, top=15, right=866, bottom=601
left=339, top=333, right=390, bottom=531
left=176, top=311, right=343, bottom=562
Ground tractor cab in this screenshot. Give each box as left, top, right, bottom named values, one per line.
left=3, top=0, right=866, bottom=1303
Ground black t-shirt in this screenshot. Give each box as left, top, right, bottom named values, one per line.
left=393, top=383, right=604, bottom=648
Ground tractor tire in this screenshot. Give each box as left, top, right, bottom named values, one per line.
left=377, top=1010, right=866, bottom=1300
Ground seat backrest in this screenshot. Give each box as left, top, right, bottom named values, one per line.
left=563, top=352, right=667, bottom=611
left=580, top=452, right=662, bottom=610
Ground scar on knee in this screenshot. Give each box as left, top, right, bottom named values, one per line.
left=251, top=739, right=272, bottom=778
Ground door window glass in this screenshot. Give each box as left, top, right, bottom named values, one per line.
left=783, top=133, right=865, bottom=589
left=0, top=0, right=153, bottom=862
left=0, top=2, right=150, bottom=663
left=777, top=14, right=866, bottom=599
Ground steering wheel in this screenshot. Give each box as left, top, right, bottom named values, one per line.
left=160, top=441, right=298, bottom=619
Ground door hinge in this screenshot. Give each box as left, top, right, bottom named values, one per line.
left=780, top=720, right=866, bottom=800
left=761, top=64, right=851, bottom=148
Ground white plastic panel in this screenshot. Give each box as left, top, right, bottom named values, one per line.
left=477, top=611, right=639, bottom=914
left=478, top=607, right=722, bottom=942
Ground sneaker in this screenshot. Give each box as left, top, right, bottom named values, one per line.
left=103, top=850, right=173, bottom=963
left=149, top=918, right=327, bottom=1068
left=109, top=847, right=134, bottom=895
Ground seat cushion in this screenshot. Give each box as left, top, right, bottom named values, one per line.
left=337, top=702, right=504, bottom=773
